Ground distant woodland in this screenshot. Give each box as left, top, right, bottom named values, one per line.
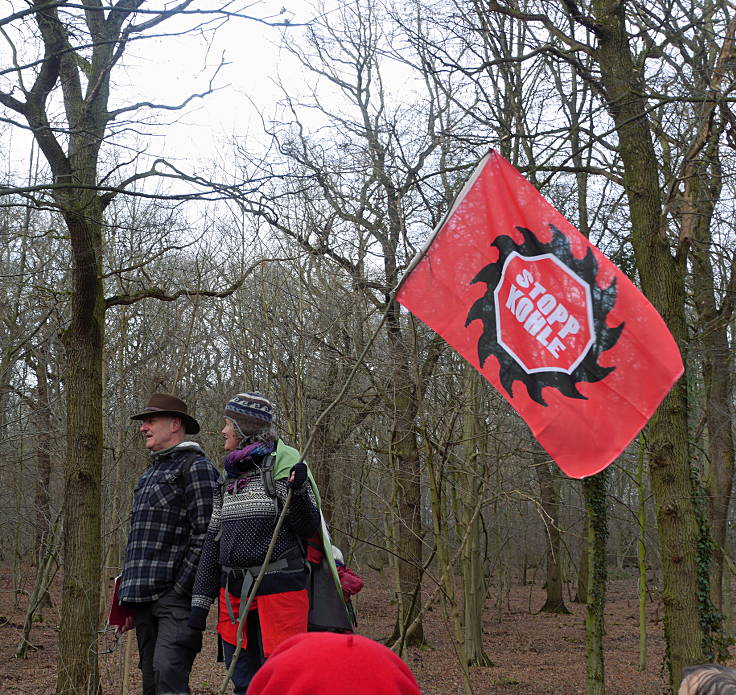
left=1, top=1, right=735, bottom=694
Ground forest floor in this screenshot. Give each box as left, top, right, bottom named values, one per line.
left=0, top=564, right=702, bottom=694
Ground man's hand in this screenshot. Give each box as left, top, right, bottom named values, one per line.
left=116, top=615, right=135, bottom=634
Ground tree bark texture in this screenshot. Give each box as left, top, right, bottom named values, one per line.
left=57, top=205, right=105, bottom=695
left=637, top=435, right=648, bottom=671
left=575, top=518, right=590, bottom=604
left=688, top=151, right=733, bottom=614
left=534, top=444, right=569, bottom=615
left=32, top=352, right=52, bottom=566
left=590, top=1, right=708, bottom=687
left=583, top=472, right=608, bottom=695
left=387, top=302, right=425, bottom=646
left=460, top=369, right=493, bottom=665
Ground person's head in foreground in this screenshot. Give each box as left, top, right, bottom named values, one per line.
left=130, top=392, right=200, bottom=451
left=679, top=664, right=736, bottom=695
left=245, top=632, right=422, bottom=695
left=223, top=391, right=277, bottom=451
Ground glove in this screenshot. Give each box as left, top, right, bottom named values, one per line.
left=188, top=606, right=208, bottom=631
left=288, top=462, right=308, bottom=489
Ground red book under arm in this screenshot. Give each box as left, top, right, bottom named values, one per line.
left=107, top=574, right=135, bottom=628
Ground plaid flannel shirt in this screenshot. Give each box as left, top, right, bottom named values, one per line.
left=119, top=442, right=219, bottom=604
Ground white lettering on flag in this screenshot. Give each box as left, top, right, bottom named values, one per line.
left=505, top=280, right=578, bottom=358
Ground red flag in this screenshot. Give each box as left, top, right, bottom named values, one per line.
left=396, top=150, right=683, bottom=478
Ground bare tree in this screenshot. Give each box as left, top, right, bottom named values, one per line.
left=408, top=0, right=736, bottom=687
left=0, top=2, right=294, bottom=690
left=229, top=0, right=460, bottom=645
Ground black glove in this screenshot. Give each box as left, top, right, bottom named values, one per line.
left=289, top=462, right=308, bottom=489
left=188, top=606, right=208, bottom=631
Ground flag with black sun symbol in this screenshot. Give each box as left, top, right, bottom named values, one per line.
left=396, top=149, right=683, bottom=478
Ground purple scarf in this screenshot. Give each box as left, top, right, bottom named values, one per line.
left=223, top=441, right=276, bottom=491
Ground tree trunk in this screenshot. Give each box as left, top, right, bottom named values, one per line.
left=311, top=380, right=338, bottom=523
left=583, top=472, right=608, bottom=695
left=688, top=151, right=733, bottom=614
left=637, top=434, right=648, bottom=672
left=575, top=518, right=590, bottom=604
left=590, top=2, right=709, bottom=687
left=425, top=421, right=464, bottom=657
left=535, top=445, right=570, bottom=614
left=460, top=368, right=493, bottom=665
left=56, top=207, right=105, bottom=695
left=32, top=351, right=52, bottom=567
left=387, top=301, right=425, bottom=647
left=30, top=351, right=53, bottom=622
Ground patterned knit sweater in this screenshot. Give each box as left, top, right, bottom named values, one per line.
left=190, top=452, right=320, bottom=625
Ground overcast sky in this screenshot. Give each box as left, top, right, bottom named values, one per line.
left=113, top=1, right=323, bottom=171
left=0, top=0, right=328, bottom=185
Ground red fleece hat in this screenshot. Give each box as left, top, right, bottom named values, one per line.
left=246, top=632, right=422, bottom=695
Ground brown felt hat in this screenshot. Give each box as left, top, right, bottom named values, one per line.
left=130, top=392, right=200, bottom=434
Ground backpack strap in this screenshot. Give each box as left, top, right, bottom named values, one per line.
left=260, top=453, right=280, bottom=518
left=220, top=453, right=278, bottom=499
left=221, top=554, right=296, bottom=624
left=217, top=470, right=230, bottom=498
left=261, top=453, right=311, bottom=558
left=260, top=453, right=277, bottom=498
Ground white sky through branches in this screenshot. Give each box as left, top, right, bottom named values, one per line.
left=116, top=8, right=297, bottom=166
left=0, top=0, right=332, bottom=186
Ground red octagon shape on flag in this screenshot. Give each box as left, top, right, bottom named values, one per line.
left=493, top=253, right=594, bottom=374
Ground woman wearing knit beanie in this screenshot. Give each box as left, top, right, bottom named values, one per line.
left=245, top=633, right=423, bottom=694
left=189, top=393, right=322, bottom=694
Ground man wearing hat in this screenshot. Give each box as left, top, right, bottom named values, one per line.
left=119, top=393, right=219, bottom=695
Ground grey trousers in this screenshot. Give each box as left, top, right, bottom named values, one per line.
left=133, top=588, right=203, bottom=695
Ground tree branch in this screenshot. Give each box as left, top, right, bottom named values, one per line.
left=485, top=0, right=596, bottom=55
left=107, top=58, right=226, bottom=119
left=104, top=256, right=294, bottom=308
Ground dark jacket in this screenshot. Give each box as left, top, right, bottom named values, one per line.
left=119, top=441, right=219, bottom=603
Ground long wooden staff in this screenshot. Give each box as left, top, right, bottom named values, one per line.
left=218, top=298, right=393, bottom=694
left=217, top=488, right=293, bottom=695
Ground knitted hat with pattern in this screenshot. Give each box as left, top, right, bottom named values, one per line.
left=245, top=632, right=422, bottom=695
left=224, top=392, right=274, bottom=439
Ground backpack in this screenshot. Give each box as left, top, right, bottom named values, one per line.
left=260, top=452, right=354, bottom=634
left=220, top=445, right=354, bottom=634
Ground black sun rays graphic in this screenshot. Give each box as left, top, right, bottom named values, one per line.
left=466, top=224, right=624, bottom=406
